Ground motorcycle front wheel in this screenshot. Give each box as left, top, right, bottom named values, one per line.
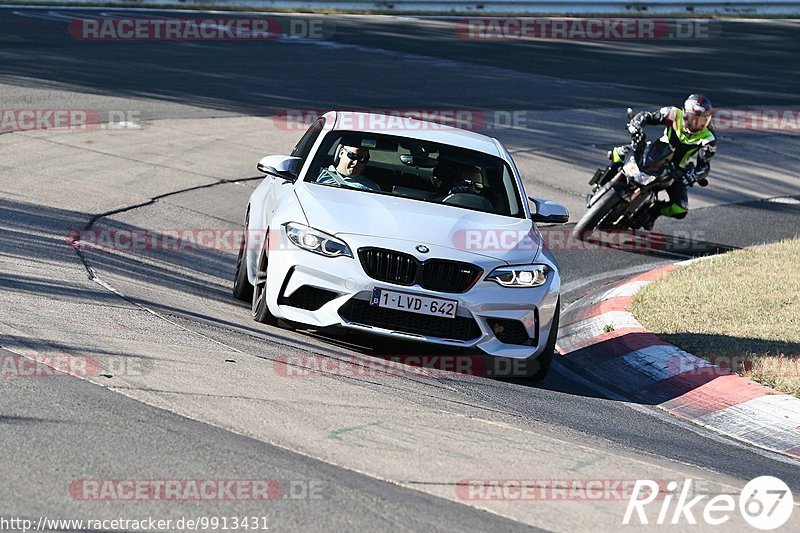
left=571, top=188, right=623, bottom=241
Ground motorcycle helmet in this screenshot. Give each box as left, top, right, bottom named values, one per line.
left=683, top=94, right=713, bottom=133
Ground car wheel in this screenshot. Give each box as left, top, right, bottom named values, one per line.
left=233, top=210, right=254, bottom=302
left=251, top=230, right=277, bottom=325
left=526, top=298, right=560, bottom=381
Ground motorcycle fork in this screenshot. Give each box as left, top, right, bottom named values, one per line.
left=606, top=173, right=640, bottom=227
left=626, top=189, right=656, bottom=224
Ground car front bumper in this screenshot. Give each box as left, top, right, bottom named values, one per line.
left=263, top=230, right=560, bottom=359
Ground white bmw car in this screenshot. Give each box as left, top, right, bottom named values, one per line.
left=233, top=111, right=568, bottom=379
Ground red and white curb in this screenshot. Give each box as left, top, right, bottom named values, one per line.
left=557, top=262, right=800, bottom=460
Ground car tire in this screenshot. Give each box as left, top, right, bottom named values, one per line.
left=526, top=298, right=560, bottom=381
left=251, top=230, right=277, bottom=325
left=233, top=209, right=254, bottom=302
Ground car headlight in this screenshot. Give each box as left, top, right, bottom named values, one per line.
left=486, top=265, right=549, bottom=287
left=284, top=223, right=352, bottom=258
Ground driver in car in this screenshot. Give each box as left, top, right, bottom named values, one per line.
left=317, top=143, right=380, bottom=191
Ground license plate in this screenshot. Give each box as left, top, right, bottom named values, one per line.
left=370, top=288, right=458, bottom=319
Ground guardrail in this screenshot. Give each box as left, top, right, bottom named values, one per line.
left=5, top=0, right=800, bottom=15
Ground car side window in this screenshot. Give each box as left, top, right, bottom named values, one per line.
left=291, top=118, right=325, bottom=166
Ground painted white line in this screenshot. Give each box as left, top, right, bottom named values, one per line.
left=557, top=310, right=643, bottom=353
left=767, top=196, right=800, bottom=204
left=44, top=9, right=92, bottom=20
left=675, top=254, right=720, bottom=267
left=11, top=9, right=66, bottom=20
left=595, top=344, right=712, bottom=383
left=593, top=280, right=650, bottom=302
left=695, top=394, right=800, bottom=453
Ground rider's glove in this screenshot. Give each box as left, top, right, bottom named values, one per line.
left=683, top=165, right=698, bottom=186
left=694, top=162, right=710, bottom=187
left=627, top=112, right=648, bottom=134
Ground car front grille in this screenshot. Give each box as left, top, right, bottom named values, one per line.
left=358, top=248, right=482, bottom=293
left=419, top=259, right=482, bottom=294
left=358, top=248, right=418, bottom=285
left=339, top=299, right=482, bottom=341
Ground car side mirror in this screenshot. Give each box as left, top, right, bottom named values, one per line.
left=257, top=155, right=301, bottom=181
left=528, top=197, right=570, bottom=224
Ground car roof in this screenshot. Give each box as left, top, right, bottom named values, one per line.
left=326, top=111, right=502, bottom=157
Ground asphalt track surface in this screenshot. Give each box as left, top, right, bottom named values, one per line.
left=1, top=7, right=800, bottom=532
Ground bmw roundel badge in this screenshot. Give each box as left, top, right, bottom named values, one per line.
left=416, top=245, right=429, bottom=253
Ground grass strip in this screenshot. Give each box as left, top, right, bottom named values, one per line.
left=631, top=238, right=800, bottom=396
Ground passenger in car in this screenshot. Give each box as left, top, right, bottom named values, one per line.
left=449, top=165, right=486, bottom=195
left=432, top=161, right=495, bottom=212
left=317, top=143, right=381, bottom=191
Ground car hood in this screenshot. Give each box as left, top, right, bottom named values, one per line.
left=295, top=184, right=541, bottom=264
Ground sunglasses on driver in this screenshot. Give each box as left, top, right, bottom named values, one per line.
left=344, top=151, right=370, bottom=164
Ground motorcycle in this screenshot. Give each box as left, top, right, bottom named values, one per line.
left=572, top=108, right=707, bottom=241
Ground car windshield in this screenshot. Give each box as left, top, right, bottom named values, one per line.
left=304, top=131, right=525, bottom=217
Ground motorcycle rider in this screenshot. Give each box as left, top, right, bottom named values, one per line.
left=612, top=94, right=716, bottom=230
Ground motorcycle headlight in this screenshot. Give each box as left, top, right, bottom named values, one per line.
left=633, top=172, right=657, bottom=186
left=486, top=265, right=549, bottom=288
left=624, top=158, right=657, bottom=186
left=622, top=158, right=639, bottom=176
left=284, top=223, right=352, bottom=258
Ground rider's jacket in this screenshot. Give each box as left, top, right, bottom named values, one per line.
left=631, top=106, right=716, bottom=177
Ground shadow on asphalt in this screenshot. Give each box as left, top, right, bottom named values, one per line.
left=658, top=333, right=800, bottom=359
